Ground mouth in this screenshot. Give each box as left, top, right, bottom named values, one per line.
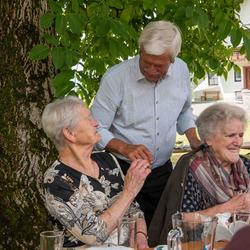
left=228, top=148, right=240, bottom=153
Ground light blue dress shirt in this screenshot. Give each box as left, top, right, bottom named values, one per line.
left=91, top=55, right=196, bottom=168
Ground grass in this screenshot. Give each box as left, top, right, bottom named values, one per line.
left=171, top=122, right=250, bottom=165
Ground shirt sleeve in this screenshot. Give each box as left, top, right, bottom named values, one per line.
left=176, top=64, right=196, bottom=134
left=91, top=73, right=122, bottom=149
left=44, top=175, right=109, bottom=245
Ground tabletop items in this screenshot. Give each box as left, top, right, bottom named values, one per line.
left=40, top=230, right=63, bottom=250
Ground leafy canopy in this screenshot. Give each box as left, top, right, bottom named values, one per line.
left=30, top=0, right=250, bottom=105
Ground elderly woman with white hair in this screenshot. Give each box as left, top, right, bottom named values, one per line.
left=41, top=96, right=151, bottom=249
left=148, top=102, right=250, bottom=246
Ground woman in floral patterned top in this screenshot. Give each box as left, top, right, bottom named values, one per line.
left=41, top=96, right=151, bottom=249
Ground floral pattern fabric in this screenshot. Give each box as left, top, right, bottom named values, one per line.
left=43, top=152, right=143, bottom=248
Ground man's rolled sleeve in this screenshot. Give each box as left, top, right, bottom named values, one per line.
left=95, top=127, right=115, bottom=150
left=177, top=108, right=196, bottom=135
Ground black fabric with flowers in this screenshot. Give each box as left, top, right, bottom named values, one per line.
left=43, top=151, right=143, bottom=248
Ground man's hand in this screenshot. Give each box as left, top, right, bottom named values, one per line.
left=121, top=144, right=153, bottom=163
left=185, top=127, right=201, bottom=150
left=106, top=138, right=153, bottom=164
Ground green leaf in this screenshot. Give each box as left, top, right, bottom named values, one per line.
left=197, top=11, right=209, bottom=28
left=208, top=59, right=220, bottom=70
left=72, top=0, right=79, bottom=13
left=55, top=15, right=66, bottom=34
left=155, top=0, right=166, bottom=15
left=40, top=13, right=55, bottom=28
left=174, top=7, right=186, bottom=20
left=29, top=44, right=49, bottom=60
left=230, top=27, right=242, bottom=47
left=120, top=6, right=133, bottom=23
left=61, top=32, right=71, bottom=47
left=195, top=63, right=205, bottom=79
left=52, top=70, right=75, bottom=97
left=68, top=14, right=82, bottom=34
left=109, top=39, right=119, bottom=58
left=48, top=0, right=63, bottom=13
left=65, top=50, right=74, bottom=67
left=243, top=35, right=250, bottom=60
left=43, top=34, right=59, bottom=46
left=51, top=47, right=65, bottom=69
left=214, top=11, right=224, bottom=26
left=143, top=0, right=154, bottom=10
left=217, top=20, right=231, bottom=40
left=95, top=18, right=110, bottom=37
left=108, top=0, right=123, bottom=9
left=185, top=6, right=193, bottom=18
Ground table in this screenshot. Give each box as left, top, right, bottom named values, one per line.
left=148, top=241, right=228, bottom=250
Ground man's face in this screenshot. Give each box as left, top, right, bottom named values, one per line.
left=139, top=48, right=172, bottom=83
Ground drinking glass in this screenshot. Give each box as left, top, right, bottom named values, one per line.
left=167, top=212, right=218, bottom=250
left=40, top=230, right=63, bottom=250
left=118, top=218, right=137, bottom=249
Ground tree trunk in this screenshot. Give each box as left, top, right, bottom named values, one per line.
left=0, top=1, right=56, bottom=249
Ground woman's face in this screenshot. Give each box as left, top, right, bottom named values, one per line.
left=72, top=107, right=101, bottom=146
left=206, top=118, right=244, bottom=167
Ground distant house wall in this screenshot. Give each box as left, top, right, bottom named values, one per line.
left=193, top=0, right=250, bottom=102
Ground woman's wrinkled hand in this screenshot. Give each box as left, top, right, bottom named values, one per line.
left=123, top=159, right=151, bottom=198
left=222, top=193, right=250, bottom=213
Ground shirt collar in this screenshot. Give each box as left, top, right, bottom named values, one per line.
left=134, top=55, right=173, bottom=82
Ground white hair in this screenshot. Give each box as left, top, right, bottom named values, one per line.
left=41, top=96, right=85, bottom=150
left=196, top=102, right=247, bottom=143
left=138, top=20, right=182, bottom=60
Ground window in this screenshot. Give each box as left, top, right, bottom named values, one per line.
left=234, top=69, right=241, bottom=82
left=208, top=73, right=218, bottom=86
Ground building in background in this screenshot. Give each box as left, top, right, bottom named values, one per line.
left=193, top=0, right=250, bottom=103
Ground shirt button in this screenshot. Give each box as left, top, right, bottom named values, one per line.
left=156, top=147, right=160, bottom=151
left=156, top=117, right=159, bottom=120
left=157, top=132, right=159, bottom=135
left=156, top=100, right=159, bottom=104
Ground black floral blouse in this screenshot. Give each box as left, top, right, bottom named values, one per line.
left=181, top=156, right=250, bottom=212
left=43, top=152, right=143, bottom=248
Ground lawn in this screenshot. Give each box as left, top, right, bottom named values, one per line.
left=171, top=122, right=250, bottom=165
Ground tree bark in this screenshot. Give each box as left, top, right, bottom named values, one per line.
left=0, top=0, right=56, bottom=249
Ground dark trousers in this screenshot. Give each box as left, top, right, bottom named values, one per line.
left=117, top=158, right=173, bottom=227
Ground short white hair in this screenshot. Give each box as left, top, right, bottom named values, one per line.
left=196, top=102, right=247, bottom=143
left=41, top=96, right=85, bottom=150
left=138, top=20, right=182, bottom=60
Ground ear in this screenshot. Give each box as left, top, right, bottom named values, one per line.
left=205, top=136, right=213, bottom=146
left=62, top=127, right=76, bottom=143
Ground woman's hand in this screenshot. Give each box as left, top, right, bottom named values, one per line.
left=197, top=193, right=250, bottom=217
left=219, top=193, right=250, bottom=213
left=136, top=232, right=149, bottom=250
left=123, top=159, right=151, bottom=198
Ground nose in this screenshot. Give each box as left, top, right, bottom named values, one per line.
left=92, top=118, right=99, bottom=127
left=233, top=135, right=243, bottom=146
left=144, top=64, right=158, bottom=74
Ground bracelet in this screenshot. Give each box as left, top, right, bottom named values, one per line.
left=136, top=231, right=148, bottom=239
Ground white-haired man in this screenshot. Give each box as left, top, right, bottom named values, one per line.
left=91, top=20, right=200, bottom=226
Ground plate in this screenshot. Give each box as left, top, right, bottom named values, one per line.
left=86, top=246, right=133, bottom=250
left=154, top=245, right=168, bottom=250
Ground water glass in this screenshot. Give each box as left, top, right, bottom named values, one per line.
left=40, top=230, right=63, bottom=250
left=118, top=218, right=137, bottom=249
left=167, top=212, right=218, bottom=250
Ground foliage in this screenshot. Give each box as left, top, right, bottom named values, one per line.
left=30, top=0, right=250, bottom=105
